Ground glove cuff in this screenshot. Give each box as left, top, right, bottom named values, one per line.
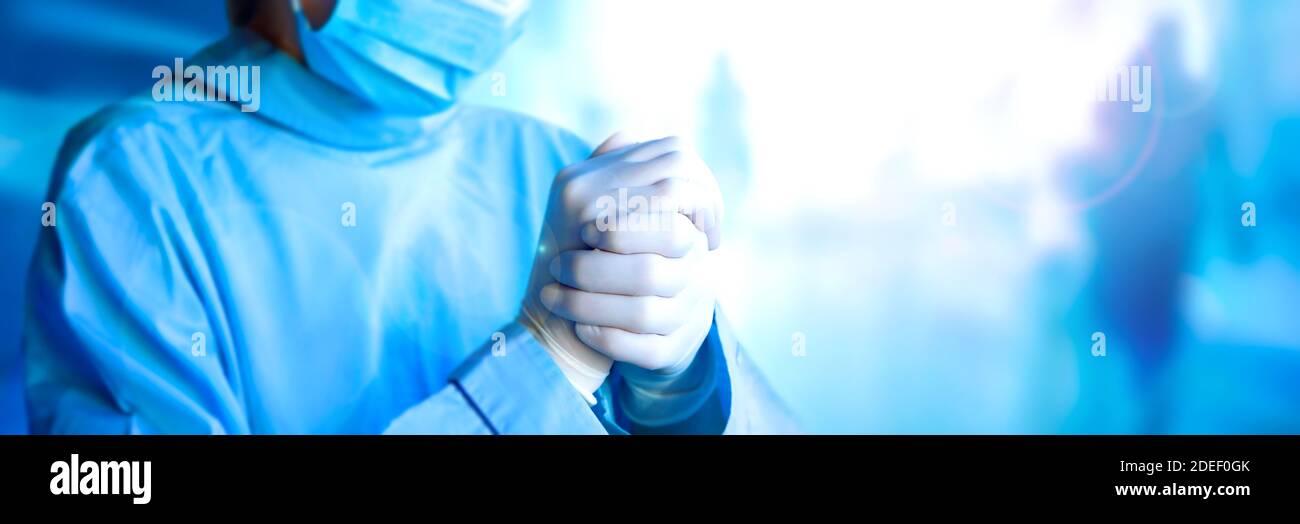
left=519, top=307, right=610, bottom=405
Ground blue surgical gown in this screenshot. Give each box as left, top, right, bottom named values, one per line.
left=22, top=29, right=798, bottom=434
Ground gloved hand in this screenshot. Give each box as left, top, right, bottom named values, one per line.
left=520, top=132, right=723, bottom=403
left=548, top=208, right=717, bottom=374
left=561, top=205, right=723, bottom=428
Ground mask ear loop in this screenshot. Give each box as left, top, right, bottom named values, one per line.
left=289, top=0, right=320, bottom=34
left=288, top=0, right=314, bottom=66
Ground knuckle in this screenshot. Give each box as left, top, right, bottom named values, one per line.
left=658, top=176, right=689, bottom=199
left=658, top=150, right=687, bottom=171
left=566, top=253, right=588, bottom=286
left=559, top=180, right=586, bottom=208
left=659, top=135, right=684, bottom=151
left=580, top=324, right=608, bottom=349
left=551, top=287, right=572, bottom=311
left=670, top=220, right=698, bottom=252
left=630, top=299, right=660, bottom=333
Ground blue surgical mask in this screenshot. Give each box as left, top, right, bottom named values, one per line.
left=292, top=0, right=529, bottom=115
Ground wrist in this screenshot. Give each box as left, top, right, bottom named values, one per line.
left=519, top=305, right=611, bottom=404
left=614, top=321, right=719, bottom=427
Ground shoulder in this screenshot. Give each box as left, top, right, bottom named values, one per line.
left=51, top=94, right=242, bottom=201
left=454, top=105, right=593, bottom=166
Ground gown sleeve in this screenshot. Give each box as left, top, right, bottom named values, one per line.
left=385, top=321, right=607, bottom=434
left=24, top=118, right=249, bottom=434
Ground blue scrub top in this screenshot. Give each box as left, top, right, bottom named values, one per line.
left=23, top=29, right=797, bottom=434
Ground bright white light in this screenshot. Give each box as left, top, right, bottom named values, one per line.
left=482, top=0, right=1219, bottom=432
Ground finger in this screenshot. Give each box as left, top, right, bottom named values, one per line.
left=593, top=134, right=683, bottom=163
left=540, top=283, right=701, bottom=335
left=619, top=135, right=685, bottom=163
left=658, top=169, right=722, bottom=250
left=550, top=249, right=694, bottom=297
left=610, top=148, right=708, bottom=188
left=695, top=173, right=725, bottom=250
left=574, top=325, right=687, bottom=372
left=600, top=174, right=723, bottom=250
left=575, top=302, right=714, bottom=372
left=565, top=135, right=685, bottom=182
left=581, top=214, right=702, bottom=257
left=695, top=210, right=721, bottom=251
left=583, top=135, right=726, bottom=249
left=609, top=153, right=724, bottom=250
left=583, top=178, right=706, bottom=226
left=635, top=177, right=707, bottom=217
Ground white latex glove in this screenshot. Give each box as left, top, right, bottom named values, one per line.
left=521, top=133, right=723, bottom=402
left=546, top=215, right=717, bottom=375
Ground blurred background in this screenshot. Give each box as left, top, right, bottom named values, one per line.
left=2, top=0, right=1297, bottom=434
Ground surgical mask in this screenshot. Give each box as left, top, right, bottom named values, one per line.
left=291, top=0, right=529, bottom=115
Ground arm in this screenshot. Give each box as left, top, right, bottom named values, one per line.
left=384, top=321, right=606, bottom=434
left=27, top=128, right=600, bottom=435
left=24, top=128, right=245, bottom=434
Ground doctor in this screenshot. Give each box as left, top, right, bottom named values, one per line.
left=23, top=0, right=796, bottom=434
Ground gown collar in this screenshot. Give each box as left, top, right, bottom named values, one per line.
left=187, top=28, right=460, bottom=150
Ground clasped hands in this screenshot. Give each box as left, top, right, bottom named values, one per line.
left=521, top=132, right=724, bottom=400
